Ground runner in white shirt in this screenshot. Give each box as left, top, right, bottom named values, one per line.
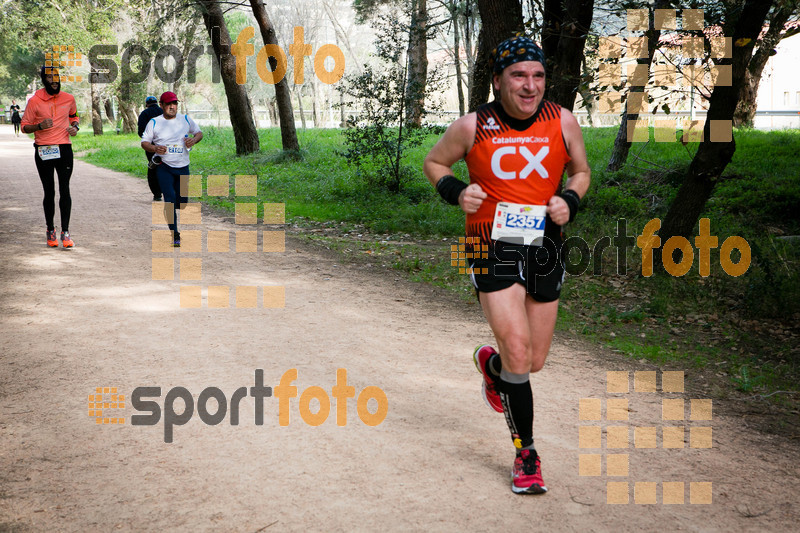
left=141, top=91, right=203, bottom=246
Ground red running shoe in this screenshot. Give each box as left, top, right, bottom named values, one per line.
left=511, top=449, right=548, bottom=494
left=61, top=231, right=74, bottom=248
left=473, top=344, right=503, bottom=413
left=47, top=229, right=58, bottom=247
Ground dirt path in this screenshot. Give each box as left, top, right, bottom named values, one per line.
left=1, top=124, right=798, bottom=532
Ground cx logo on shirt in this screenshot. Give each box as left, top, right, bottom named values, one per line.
left=491, top=146, right=549, bottom=180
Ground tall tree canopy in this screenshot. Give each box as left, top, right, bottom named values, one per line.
left=659, top=0, right=776, bottom=255
left=198, top=0, right=260, bottom=154
left=541, top=0, right=594, bottom=110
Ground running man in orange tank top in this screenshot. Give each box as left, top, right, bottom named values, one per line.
left=423, top=36, right=591, bottom=495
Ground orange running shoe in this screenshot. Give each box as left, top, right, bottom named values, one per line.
left=47, top=229, right=58, bottom=247
left=61, top=230, right=74, bottom=248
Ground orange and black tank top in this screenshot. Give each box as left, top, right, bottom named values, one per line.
left=464, top=99, right=570, bottom=244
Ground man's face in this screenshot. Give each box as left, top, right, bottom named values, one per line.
left=44, top=72, right=60, bottom=92
left=161, top=101, right=178, bottom=119
left=492, top=61, right=545, bottom=120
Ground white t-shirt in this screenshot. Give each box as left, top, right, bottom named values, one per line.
left=141, top=114, right=201, bottom=168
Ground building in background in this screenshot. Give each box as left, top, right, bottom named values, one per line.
left=755, top=33, right=800, bottom=130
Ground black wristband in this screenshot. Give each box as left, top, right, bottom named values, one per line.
left=559, top=189, right=581, bottom=223
left=436, top=175, right=468, bottom=206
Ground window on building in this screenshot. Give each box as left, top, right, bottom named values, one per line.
left=784, top=91, right=790, bottom=106
left=796, top=91, right=800, bottom=106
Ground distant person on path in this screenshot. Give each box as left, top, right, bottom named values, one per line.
left=137, top=96, right=163, bottom=201
left=20, top=67, right=80, bottom=248
left=140, top=92, right=202, bottom=247
left=10, top=101, right=22, bottom=136
left=423, top=36, right=591, bottom=494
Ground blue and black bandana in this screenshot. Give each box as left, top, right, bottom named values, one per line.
left=489, top=36, right=546, bottom=74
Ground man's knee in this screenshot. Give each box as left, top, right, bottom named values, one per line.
left=500, top=338, right=533, bottom=373
left=529, top=356, right=547, bottom=373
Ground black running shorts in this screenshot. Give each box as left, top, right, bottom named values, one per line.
left=468, top=235, right=565, bottom=303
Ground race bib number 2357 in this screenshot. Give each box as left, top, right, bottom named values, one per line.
left=490, top=203, right=546, bottom=246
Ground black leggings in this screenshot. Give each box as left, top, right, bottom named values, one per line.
left=13, top=121, right=21, bottom=134
left=34, top=144, right=73, bottom=232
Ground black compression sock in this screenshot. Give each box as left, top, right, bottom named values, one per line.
left=498, top=370, right=534, bottom=449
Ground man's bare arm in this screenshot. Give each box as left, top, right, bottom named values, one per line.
left=423, top=114, right=475, bottom=185
left=141, top=141, right=167, bottom=155
left=185, top=131, right=203, bottom=148
left=423, top=114, right=486, bottom=213
left=547, top=108, right=591, bottom=225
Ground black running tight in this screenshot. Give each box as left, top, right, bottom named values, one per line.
left=34, top=144, right=73, bottom=232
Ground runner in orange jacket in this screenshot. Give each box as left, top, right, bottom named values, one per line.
left=21, top=66, right=80, bottom=248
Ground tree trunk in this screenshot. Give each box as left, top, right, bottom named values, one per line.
left=199, top=0, right=260, bottom=155
left=468, top=0, right=524, bottom=111
left=607, top=0, right=668, bottom=171
left=250, top=0, right=300, bottom=153
left=606, top=114, right=633, bottom=172
left=115, top=71, right=139, bottom=135
left=734, top=73, right=759, bottom=128
left=542, top=0, right=594, bottom=111
left=295, top=89, right=307, bottom=130
left=339, top=91, right=346, bottom=128
left=311, top=79, right=320, bottom=128
left=90, top=63, right=103, bottom=135
left=406, top=0, right=428, bottom=126
left=733, top=4, right=795, bottom=127
left=174, top=78, right=185, bottom=115
left=451, top=1, right=465, bottom=116
left=659, top=0, right=774, bottom=257
left=463, top=0, right=475, bottom=107
left=103, top=98, right=115, bottom=125
left=266, top=97, right=278, bottom=127
left=175, top=18, right=200, bottom=117
left=116, top=97, right=137, bottom=134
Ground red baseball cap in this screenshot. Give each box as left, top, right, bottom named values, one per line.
left=159, top=91, right=179, bottom=104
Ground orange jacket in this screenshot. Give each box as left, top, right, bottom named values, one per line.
left=20, top=89, right=78, bottom=145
